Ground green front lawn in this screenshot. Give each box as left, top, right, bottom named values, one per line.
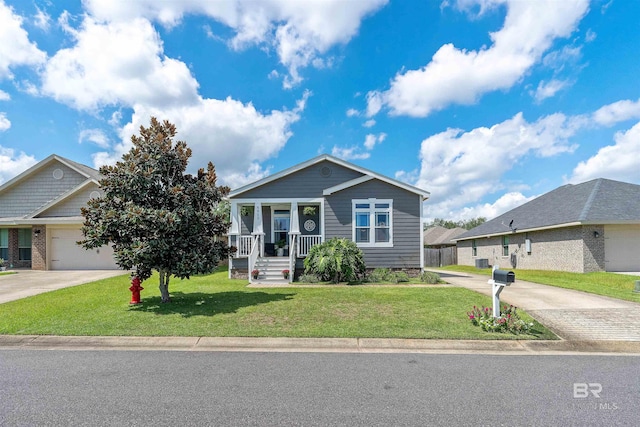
left=0, top=267, right=555, bottom=340
left=440, top=266, right=640, bottom=303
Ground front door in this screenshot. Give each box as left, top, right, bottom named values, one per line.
left=273, top=210, right=290, bottom=247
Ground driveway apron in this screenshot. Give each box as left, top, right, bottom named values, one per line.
left=431, top=270, right=640, bottom=341
left=0, top=270, right=127, bottom=304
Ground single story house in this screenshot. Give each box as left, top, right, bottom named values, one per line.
left=455, top=178, right=640, bottom=273
left=227, top=154, right=430, bottom=282
left=0, top=154, right=117, bottom=270
left=423, top=226, right=466, bottom=248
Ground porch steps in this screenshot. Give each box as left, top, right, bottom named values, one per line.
left=253, top=257, right=291, bottom=284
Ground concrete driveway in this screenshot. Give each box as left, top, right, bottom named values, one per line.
left=0, top=270, right=128, bottom=304
left=430, top=269, right=640, bottom=341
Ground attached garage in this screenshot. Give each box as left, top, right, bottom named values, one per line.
left=49, top=228, right=118, bottom=270
left=604, top=225, right=640, bottom=272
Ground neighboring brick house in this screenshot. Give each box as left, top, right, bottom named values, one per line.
left=0, top=154, right=117, bottom=270
left=227, top=154, right=430, bottom=282
left=455, top=178, right=640, bottom=273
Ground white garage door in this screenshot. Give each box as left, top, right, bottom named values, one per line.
left=50, top=228, right=118, bottom=270
left=604, top=225, right=640, bottom=272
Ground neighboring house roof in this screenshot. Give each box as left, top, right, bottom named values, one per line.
left=229, top=154, right=430, bottom=200
left=423, top=226, right=466, bottom=246
left=0, top=154, right=101, bottom=225
left=0, top=154, right=100, bottom=193
left=456, top=178, right=640, bottom=240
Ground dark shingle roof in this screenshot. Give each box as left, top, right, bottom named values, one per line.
left=457, top=178, right=640, bottom=240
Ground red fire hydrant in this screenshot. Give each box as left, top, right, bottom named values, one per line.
left=129, top=275, right=143, bottom=305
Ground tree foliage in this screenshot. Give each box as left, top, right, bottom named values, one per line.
left=303, top=238, right=366, bottom=283
left=424, top=217, right=486, bottom=230
left=79, top=117, right=231, bottom=302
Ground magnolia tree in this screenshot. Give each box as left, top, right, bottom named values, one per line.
left=79, top=118, right=232, bottom=303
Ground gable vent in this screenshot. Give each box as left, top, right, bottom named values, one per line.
left=53, top=169, right=64, bottom=180
left=320, top=166, right=332, bottom=178
left=90, top=191, right=101, bottom=199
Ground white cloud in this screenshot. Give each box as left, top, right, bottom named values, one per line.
left=0, top=90, right=9, bottom=101
left=0, top=146, right=37, bottom=185
left=363, top=132, right=386, bottom=150
left=41, top=17, right=200, bottom=111
left=439, top=192, right=536, bottom=223
left=93, top=94, right=305, bottom=189
left=585, top=29, right=596, bottom=42
left=568, top=121, right=640, bottom=184
left=39, top=12, right=310, bottom=190
left=83, top=0, right=388, bottom=88
left=33, top=6, right=51, bottom=31
left=362, top=119, right=376, bottom=128
left=412, top=112, right=578, bottom=219
left=591, top=98, right=640, bottom=126
left=0, top=112, right=9, bottom=131
left=346, top=108, right=359, bottom=117
left=79, top=128, right=110, bottom=148
left=0, top=1, right=46, bottom=80
left=332, top=132, right=386, bottom=161
left=331, top=146, right=370, bottom=161
left=368, top=0, right=589, bottom=117
left=533, top=79, right=567, bottom=102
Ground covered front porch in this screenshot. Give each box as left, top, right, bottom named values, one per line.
left=228, top=199, right=324, bottom=282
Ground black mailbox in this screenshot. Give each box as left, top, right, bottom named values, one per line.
left=493, top=269, right=515, bottom=285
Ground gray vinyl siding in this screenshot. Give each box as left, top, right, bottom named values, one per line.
left=37, top=184, right=102, bottom=218
left=0, top=162, right=87, bottom=218
left=234, top=160, right=364, bottom=199
left=324, top=179, right=421, bottom=269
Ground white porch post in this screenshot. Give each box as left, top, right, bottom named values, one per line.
left=252, top=201, right=264, bottom=257
left=228, top=201, right=240, bottom=278
left=230, top=201, right=240, bottom=235
left=289, top=201, right=301, bottom=256
left=290, top=201, right=300, bottom=234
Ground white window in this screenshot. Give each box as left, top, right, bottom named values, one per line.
left=352, top=199, right=393, bottom=247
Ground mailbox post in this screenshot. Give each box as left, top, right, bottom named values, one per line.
left=488, top=265, right=515, bottom=318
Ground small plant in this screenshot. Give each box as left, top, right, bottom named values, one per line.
left=420, top=271, right=440, bottom=284
left=0, top=258, right=5, bottom=271
left=276, top=239, right=287, bottom=248
left=368, top=268, right=393, bottom=283
left=251, top=269, right=259, bottom=279
left=303, top=206, right=317, bottom=216
left=393, top=271, right=410, bottom=283
left=303, top=238, right=366, bottom=283
left=282, top=269, right=290, bottom=279
left=297, top=273, right=321, bottom=283
left=467, top=305, right=533, bottom=334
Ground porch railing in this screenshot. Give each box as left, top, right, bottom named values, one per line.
left=297, top=235, right=322, bottom=258
left=237, top=235, right=254, bottom=258
left=248, top=235, right=261, bottom=283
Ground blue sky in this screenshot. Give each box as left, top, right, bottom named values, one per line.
left=1, top=0, right=639, bottom=222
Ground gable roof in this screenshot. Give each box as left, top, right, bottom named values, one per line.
left=229, top=154, right=430, bottom=199
left=423, top=226, right=466, bottom=246
left=456, top=178, right=640, bottom=240
left=0, top=154, right=100, bottom=194
left=0, top=154, right=101, bottom=224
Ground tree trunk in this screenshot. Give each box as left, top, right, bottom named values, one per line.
left=159, top=270, right=172, bottom=303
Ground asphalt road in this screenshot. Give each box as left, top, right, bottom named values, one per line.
left=1, top=351, right=638, bottom=426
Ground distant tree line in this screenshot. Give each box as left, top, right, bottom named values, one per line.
left=424, top=217, right=486, bottom=230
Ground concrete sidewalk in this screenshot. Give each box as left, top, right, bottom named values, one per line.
left=430, top=269, right=640, bottom=341
left=1, top=335, right=639, bottom=355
